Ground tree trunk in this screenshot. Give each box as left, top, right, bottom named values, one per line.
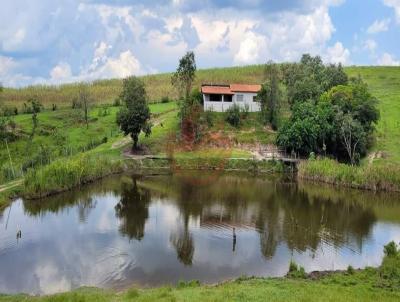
left=132, top=134, right=138, bottom=150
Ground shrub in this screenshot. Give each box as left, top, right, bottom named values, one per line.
left=1, top=106, right=18, bottom=116
left=161, top=96, right=170, bottom=103
left=384, top=241, right=399, bottom=257
left=347, top=265, right=355, bottom=275
left=203, top=109, right=214, bottom=128
left=379, top=241, right=400, bottom=289
left=287, top=260, right=307, bottom=278
left=225, top=104, right=241, bottom=128
left=113, top=98, right=121, bottom=106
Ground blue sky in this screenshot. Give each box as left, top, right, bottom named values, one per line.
left=0, top=0, right=399, bottom=87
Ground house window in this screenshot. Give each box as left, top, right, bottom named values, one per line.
left=210, top=94, right=222, bottom=102
left=253, top=96, right=260, bottom=102
left=236, top=94, right=244, bottom=102
left=224, top=95, right=233, bottom=102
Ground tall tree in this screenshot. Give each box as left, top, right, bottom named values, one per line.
left=116, top=76, right=151, bottom=150
left=171, top=51, right=196, bottom=101
left=25, top=98, right=42, bottom=151
left=258, top=61, right=281, bottom=130
left=78, top=83, right=91, bottom=129
left=339, top=114, right=366, bottom=166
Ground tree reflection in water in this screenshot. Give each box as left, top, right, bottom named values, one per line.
left=114, top=176, right=151, bottom=241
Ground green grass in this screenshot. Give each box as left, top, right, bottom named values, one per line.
left=0, top=102, right=177, bottom=183
left=2, top=253, right=400, bottom=302
left=346, top=67, right=400, bottom=166
left=298, top=158, right=400, bottom=192
left=22, top=153, right=127, bottom=199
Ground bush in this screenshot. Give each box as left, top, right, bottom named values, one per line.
left=113, top=98, right=121, bottom=106
left=1, top=106, right=18, bottom=116
left=287, top=260, right=307, bottom=279
left=161, top=96, right=170, bottom=103
left=384, top=241, right=399, bottom=257
left=203, top=109, right=214, bottom=127
left=379, top=241, right=400, bottom=289
left=225, top=104, right=241, bottom=128
left=52, top=104, right=57, bottom=111
left=347, top=265, right=355, bottom=275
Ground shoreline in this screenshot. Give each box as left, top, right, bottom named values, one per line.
left=1, top=156, right=400, bottom=210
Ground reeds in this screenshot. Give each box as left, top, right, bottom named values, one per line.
left=23, top=154, right=125, bottom=199
left=298, top=158, right=400, bottom=192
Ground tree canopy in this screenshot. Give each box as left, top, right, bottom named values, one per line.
left=281, top=54, right=348, bottom=107
left=277, top=55, right=379, bottom=164
left=116, top=76, right=151, bottom=150
left=171, top=51, right=196, bottom=100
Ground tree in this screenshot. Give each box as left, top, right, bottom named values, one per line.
left=339, top=114, right=366, bottom=165
left=171, top=51, right=196, bottom=101
left=78, top=83, right=91, bottom=129
left=281, top=54, right=348, bottom=107
left=116, top=76, right=151, bottom=150
left=258, top=61, right=281, bottom=130
left=25, top=98, right=42, bottom=151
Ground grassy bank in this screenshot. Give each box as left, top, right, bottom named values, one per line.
left=2, top=243, right=400, bottom=302
left=23, top=154, right=129, bottom=199
left=298, top=158, right=400, bottom=192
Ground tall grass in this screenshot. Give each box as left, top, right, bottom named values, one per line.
left=1, top=65, right=265, bottom=109
left=23, top=154, right=127, bottom=199
left=298, top=158, right=400, bottom=192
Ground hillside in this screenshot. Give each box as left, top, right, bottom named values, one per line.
left=1, top=66, right=399, bottom=166
left=1, top=65, right=265, bottom=108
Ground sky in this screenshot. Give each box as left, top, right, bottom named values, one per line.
left=0, top=0, right=400, bottom=87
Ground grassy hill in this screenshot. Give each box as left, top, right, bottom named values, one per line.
left=0, top=65, right=265, bottom=109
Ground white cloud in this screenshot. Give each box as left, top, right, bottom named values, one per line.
left=0, top=56, right=18, bottom=77
left=234, top=32, right=267, bottom=64
left=377, top=52, right=400, bottom=65
left=364, top=39, right=377, bottom=53
left=50, top=62, right=72, bottom=82
left=324, top=42, right=350, bottom=64
left=367, top=19, right=390, bottom=34
left=384, top=0, right=400, bottom=23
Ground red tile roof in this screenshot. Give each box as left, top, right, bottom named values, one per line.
left=201, top=84, right=261, bottom=94
left=230, top=84, right=261, bottom=93
left=201, top=86, right=234, bottom=95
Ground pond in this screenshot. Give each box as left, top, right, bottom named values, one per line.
left=0, top=171, right=400, bottom=295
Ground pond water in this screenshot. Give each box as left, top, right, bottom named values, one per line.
left=1, top=172, right=400, bottom=295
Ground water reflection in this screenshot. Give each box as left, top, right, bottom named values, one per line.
left=0, top=172, right=399, bottom=295
left=115, top=178, right=150, bottom=241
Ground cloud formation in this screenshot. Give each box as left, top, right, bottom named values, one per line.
left=0, top=0, right=398, bottom=87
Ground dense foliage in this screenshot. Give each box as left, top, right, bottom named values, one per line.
left=281, top=54, right=348, bottom=107
left=277, top=55, right=379, bottom=164
left=116, top=76, right=151, bottom=150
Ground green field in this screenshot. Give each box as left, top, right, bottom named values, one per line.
left=1, top=264, right=399, bottom=301
left=346, top=67, right=400, bottom=166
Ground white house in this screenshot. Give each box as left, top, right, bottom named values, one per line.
left=201, top=83, right=262, bottom=112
